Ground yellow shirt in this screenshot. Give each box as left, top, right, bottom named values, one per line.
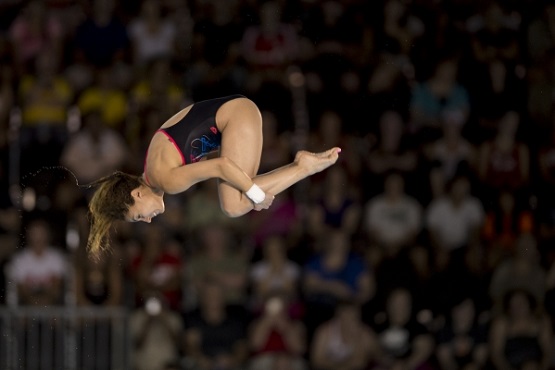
left=19, top=76, right=72, bottom=126
left=78, top=87, right=127, bottom=128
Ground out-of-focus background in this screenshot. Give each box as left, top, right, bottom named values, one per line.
left=1, top=0, right=555, bottom=369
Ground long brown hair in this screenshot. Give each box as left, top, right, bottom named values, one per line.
left=86, top=171, right=143, bottom=257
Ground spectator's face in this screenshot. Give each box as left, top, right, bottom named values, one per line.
left=263, top=236, right=285, bottom=263
left=450, top=177, right=469, bottom=202
left=452, top=299, right=474, bottom=326
left=387, top=289, right=412, bottom=325
left=27, top=222, right=50, bottom=253
left=508, top=292, right=532, bottom=318
left=380, top=111, right=403, bottom=151
left=200, top=283, right=225, bottom=312
left=498, top=111, right=519, bottom=138
left=384, top=174, right=404, bottom=198
left=319, top=111, right=342, bottom=141
left=337, top=305, right=360, bottom=330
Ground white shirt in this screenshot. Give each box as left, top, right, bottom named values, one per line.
left=128, top=20, right=176, bottom=64
left=426, top=196, right=484, bottom=250
left=364, top=195, right=422, bottom=246
left=10, top=247, right=66, bottom=286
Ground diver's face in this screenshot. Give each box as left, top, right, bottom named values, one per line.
left=127, top=185, right=165, bottom=223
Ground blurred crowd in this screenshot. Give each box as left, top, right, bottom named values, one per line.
left=1, top=0, right=555, bottom=369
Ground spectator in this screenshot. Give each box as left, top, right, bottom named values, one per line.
left=188, top=223, right=248, bottom=307
left=131, top=226, right=184, bottom=311
left=436, top=297, right=488, bottom=370
left=60, top=110, right=129, bottom=185
left=481, top=190, right=534, bottom=263
left=18, top=50, right=72, bottom=171
left=476, top=110, right=530, bottom=198
left=76, top=67, right=128, bottom=130
left=308, top=166, right=362, bottom=238
left=8, top=0, right=64, bottom=72
left=303, top=229, right=374, bottom=333
left=241, top=0, right=299, bottom=85
left=527, top=2, right=555, bottom=63
left=373, top=288, right=435, bottom=370
left=425, top=174, right=484, bottom=267
left=308, top=109, right=362, bottom=183
left=9, top=219, right=66, bottom=306
left=364, top=110, right=418, bottom=198
left=248, top=294, right=307, bottom=370
left=365, top=52, right=412, bottom=121
left=184, top=279, right=248, bottom=370
left=489, top=289, right=552, bottom=370
left=74, top=245, right=122, bottom=307
left=129, top=57, right=186, bottom=118
left=409, top=56, right=470, bottom=142
left=250, top=235, right=301, bottom=312
left=424, top=111, right=475, bottom=199
left=185, top=0, right=244, bottom=100
left=73, top=0, right=129, bottom=67
left=130, top=292, right=183, bottom=370
left=128, top=0, right=177, bottom=67
left=310, top=300, right=378, bottom=370
left=489, top=233, right=546, bottom=312
left=364, top=172, right=422, bottom=260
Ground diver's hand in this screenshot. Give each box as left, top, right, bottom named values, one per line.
left=253, top=193, right=274, bottom=211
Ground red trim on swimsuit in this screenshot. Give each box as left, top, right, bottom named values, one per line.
left=143, top=129, right=187, bottom=187
left=156, top=129, right=186, bottom=165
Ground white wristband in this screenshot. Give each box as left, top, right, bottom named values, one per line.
left=246, top=183, right=265, bottom=204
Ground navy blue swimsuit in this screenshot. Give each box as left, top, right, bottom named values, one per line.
left=155, top=95, right=244, bottom=164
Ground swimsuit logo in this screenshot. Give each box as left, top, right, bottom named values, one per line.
left=210, top=126, right=218, bottom=134
left=190, top=135, right=220, bottom=162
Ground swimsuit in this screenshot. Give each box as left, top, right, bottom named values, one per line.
left=144, top=95, right=244, bottom=184
left=157, top=94, right=244, bottom=164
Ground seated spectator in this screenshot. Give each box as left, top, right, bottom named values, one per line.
left=425, top=175, right=484, bottom=268
left=308, top=109, right=362, bottom=183
left=527, top=2, right=555, bottom=63
left=131, top=226, right=184, bottom=311
left=129, top=57, right=186, bottom=118
left=436, top=297, right=488, bottom=370
left=74, top=245, right=122, bottom=307
left=60, top=110, right=129, bottom=185
left=130, top=292, right=183, bottom=370
left=489, top=290, right=552, bottom=370
left=188, top=223, right=248, bottom=307
left=247, top=187, right=302, bottom=250
left=77, top=67, right=128, bottom=129
left=482, top=190, right=534, bottom=263
left=409, top=56, right=470, bottom=142
left=18, top=51, right=73, bottom=170
left=489, top=234, right=546, bottom=312
left=250, top=235, right=301, bottom=312
left=241, top=0, right=299, bottom=93
left=303, top=229, right=374, bottom=333
left=308, top=166, right=361, bottom=238
left=9, top=219, right=66, bottom=306
left=364, top=110, right=418, bottom=198
left=310, top=300, right=378, bottom=370
left=8, top=0, right=64, bottom=72
left=364, top=172, right=422, bottom=260
left=476, top=111, right=530, bottom=199
left=128, top=0, right=177, bottom=67
left=73, top=0, right=129, bottom=67
left=424, top=111, right=475, bottom=198
left=248, top=294, right=307, bottom=370
left=184, top=280, right=248, bottom=370
left=373, top=288, right=435, bottom=369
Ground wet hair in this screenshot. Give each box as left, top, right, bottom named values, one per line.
left=86, top=171, right=143, bottom=257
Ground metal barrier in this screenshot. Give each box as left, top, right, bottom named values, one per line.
left=0, top=306, right=130, bottom=370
